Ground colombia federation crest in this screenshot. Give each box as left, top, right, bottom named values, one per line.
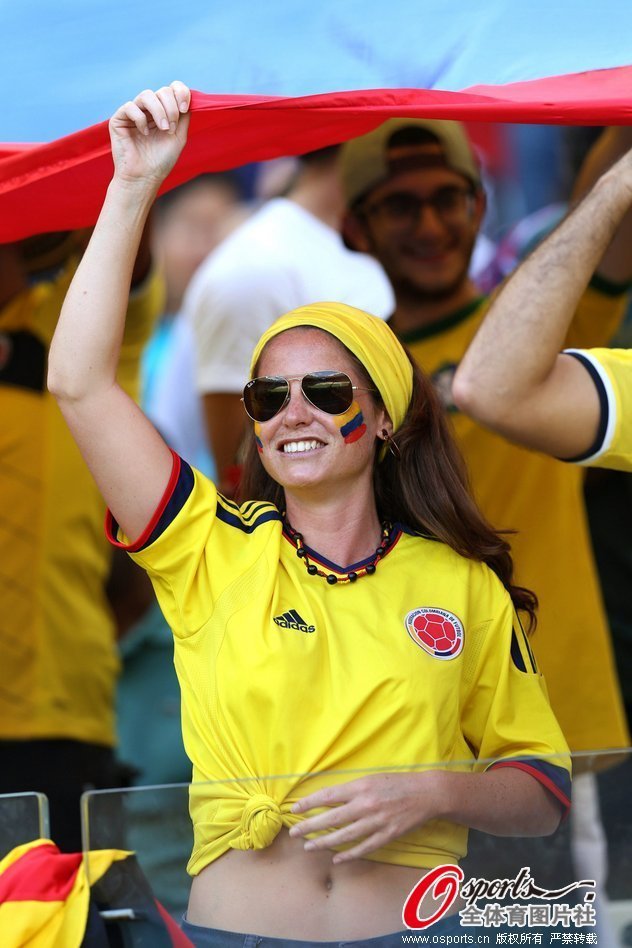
left=405, top=607, right=464, bottom=660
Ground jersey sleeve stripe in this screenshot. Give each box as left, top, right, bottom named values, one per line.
left=562, top=350, right=615, bottom=464
left=512, top=619, right=538, bottom=674
left=510, top=630, right=527, bottom=672
left=105, top=451, right=195, bottom=552
left=519, top=624, right=538, bottom=674
left=215, top=503, right=281, bottom=533
left=489, top=759, right=571, bottom=814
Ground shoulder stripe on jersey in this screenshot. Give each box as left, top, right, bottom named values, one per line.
left=511, top=618, right=537, bottom=674
left=240, top=499, right=272, bottom=518
left=215, top=504, right=281, bottom=533
left=216, top=497, right=276, bottom=525
left=519, top=623, right=538, bottom=673
left=510, top=630, right=527, bottom=672
left=240, top=501, right=277, bottom=522
left=561, top=351, right=611, bottom=463
left=489, top=758, right=571, bottom=815
left=217, top=494, right=240, bottom=513
left=106, top=452, right=195, bottom=552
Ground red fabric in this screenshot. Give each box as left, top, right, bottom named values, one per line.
left=0, top=144, right=37, bottom=159
left=154, top=899, right=196, bottom=947
left=1, top=64, right=631, bottom=242
left=0, top=842, right=82, bottom=902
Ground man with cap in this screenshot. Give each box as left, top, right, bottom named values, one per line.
left=340, top=121, right=632, bottom=884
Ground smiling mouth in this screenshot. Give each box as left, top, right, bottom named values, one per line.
left=280, top=439, right=325, bottom=454
left=405, top=245, right=451, bottom=262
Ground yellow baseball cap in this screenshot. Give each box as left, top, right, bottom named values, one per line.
left=340, top=118, right=481, bottom=207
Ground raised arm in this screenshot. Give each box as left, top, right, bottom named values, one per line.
left=572, top=126, right=632, bottom=284
left=453, top=143, right=632, bottom=459
left=48, top=82, right=190, bottom=540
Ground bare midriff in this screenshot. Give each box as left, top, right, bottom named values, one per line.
left=186, top=828, right=459, bottom=939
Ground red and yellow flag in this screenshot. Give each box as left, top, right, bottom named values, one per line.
left=0, top=838, right=128, bottom=948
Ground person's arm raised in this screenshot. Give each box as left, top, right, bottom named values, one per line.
left=48, top=82, right=190, bottom=541
left=572, top=126, right=632, bottom=284
left=452, top=146, right=632, bottom=459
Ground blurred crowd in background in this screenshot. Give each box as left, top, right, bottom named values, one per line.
left=1, top=119, right=631, bottom=918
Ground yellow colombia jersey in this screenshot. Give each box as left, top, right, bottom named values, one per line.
left=0, top=260, right=161, bottom=746
left=108, top=456, right=571, bottom=876
left=400, top=282, right=630, bottom=755
left=564, top=347, right=632, bottom=473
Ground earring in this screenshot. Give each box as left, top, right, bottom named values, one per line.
left=381, top=428, right=401, bottom=461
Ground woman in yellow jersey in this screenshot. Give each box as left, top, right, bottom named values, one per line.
left=49, top=83, right=570, bottom=947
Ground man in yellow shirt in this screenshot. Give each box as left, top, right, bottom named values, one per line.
left=339, top=123, right=632, bottom=888
left=340, top=122, right=632, bottom=756
left=0, top=231, right=162, bottom=850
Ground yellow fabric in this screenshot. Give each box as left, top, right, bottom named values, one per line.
left=579, top=347, right=632, bottom=472
left=0, top=259, right=162, bottom=745
left=400, top=285, right=629, bottom=754
left=113, top=462, right=570, bottom=875
left=0, top=838, right=129, bottom=948
left=249, top=302, right=414, bottom=434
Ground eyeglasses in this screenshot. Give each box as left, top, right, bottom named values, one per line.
left=363, top=186, right=475, bottom=227
left=242, top=370, right=376, bottom=422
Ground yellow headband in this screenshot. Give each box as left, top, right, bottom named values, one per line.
left=249, top=302, right=413, bottom=433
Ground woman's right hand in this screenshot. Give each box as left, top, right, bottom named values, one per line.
left=109, top=81, right=191, bottom=191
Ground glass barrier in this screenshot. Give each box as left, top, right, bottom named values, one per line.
left=80, top=749, right=632, bottom=946
left=0, top=791, right=50, bottom=859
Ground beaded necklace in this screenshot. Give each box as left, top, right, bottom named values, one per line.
left=283, top=517, right=392, bottom=585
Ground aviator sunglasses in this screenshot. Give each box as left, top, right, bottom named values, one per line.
left=242, top=370, right=376, bottom=423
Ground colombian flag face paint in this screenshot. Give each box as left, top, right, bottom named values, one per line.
left=254, top=422, right=263, bottom=454
left=335, top=401, right=367, bottom=444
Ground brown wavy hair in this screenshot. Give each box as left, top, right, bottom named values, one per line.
left=238, top=339, right=537, bottom=630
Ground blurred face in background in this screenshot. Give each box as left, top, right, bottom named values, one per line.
left=153, top=177, right=249, bottom=313
left=351, top=161, right=485, bottom=305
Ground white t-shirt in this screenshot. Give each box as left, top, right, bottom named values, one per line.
left=147, top=314, right=215, bottom=478
left=185, top=198, right=395, bottom=394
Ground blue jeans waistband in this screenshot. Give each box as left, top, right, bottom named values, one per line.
left=180, top=912, right=464, bottom=947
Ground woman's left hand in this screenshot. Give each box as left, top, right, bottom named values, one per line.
left=289, top=772, right=446, bottom=864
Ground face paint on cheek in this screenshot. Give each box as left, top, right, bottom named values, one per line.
left=254, top=422, right=263, bottom=454
left=335, top=400, right=367, bottom=444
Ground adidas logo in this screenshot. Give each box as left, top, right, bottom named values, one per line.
left=273, top=609, right=316, bottom=634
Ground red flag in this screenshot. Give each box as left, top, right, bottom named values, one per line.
left=1, top=65, right=631, bottom=242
